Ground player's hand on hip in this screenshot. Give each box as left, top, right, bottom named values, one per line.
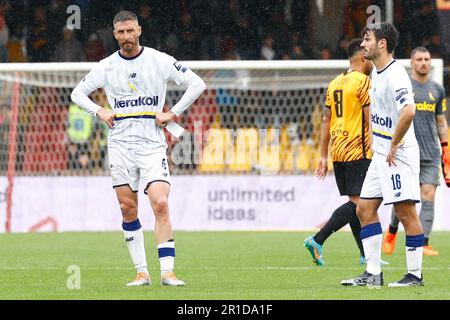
left=315, top=157, right=328, bottom=180
left=97, top=107, right=116, bottom=129
left=156, top=111, right=176, bottom=127
left=386, top=144, right=398, bottom=166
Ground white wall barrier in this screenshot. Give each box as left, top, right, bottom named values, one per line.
left=0, top=175, right=449, bottom=232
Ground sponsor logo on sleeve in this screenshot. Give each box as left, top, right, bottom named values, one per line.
left=173, top=61, right=187, bottom=73
left=395, top=88, right=408, bottom=104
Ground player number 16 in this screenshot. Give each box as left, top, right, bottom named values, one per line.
left=391, top=174, right=401, bottom=190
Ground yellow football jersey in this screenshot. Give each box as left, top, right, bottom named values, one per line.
left=325, top=70, right=372, bottom=162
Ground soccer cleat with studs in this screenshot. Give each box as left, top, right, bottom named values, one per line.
left=161, top=271, right=186, bottom=286
left=303, top=236, right=325, bottom=266
left=341, top=271, right=384, bottom=287
left=388, top=273, right=424, bottom=287
left=382, top=231, right=398, bottom=255
left=423, top=245, right=439, bottom=256
left=126, top=272, right=151, bottom=286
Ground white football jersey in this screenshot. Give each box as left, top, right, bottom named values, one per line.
left=369, top=59, right=419, bottom=162
left=73, top=47, right=201, bottom=150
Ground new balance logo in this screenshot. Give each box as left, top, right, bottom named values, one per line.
left=407, top=247, right=416, bottom=252
left=125, top=237, right=134, bottom=242
left=394, top=192, right=401, bottom=198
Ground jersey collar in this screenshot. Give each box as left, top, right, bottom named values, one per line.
left=118, top=46, right=144, bottom=60
left=376, top=59, right=396, bottom=74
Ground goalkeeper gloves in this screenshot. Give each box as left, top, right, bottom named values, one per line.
left=442, top=141, right=450, bottom=187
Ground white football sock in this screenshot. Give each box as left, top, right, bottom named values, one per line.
left=405, top=234, right=424, bottom=279
left=362, top=234, right=382, bottom=275
left=405, top=246, right=423, bottom=278
left=123, top=227, right=148, bottom=274
left=158, top=241, right=175, bottom=276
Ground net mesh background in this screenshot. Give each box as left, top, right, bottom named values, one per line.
left=0, top=65, right=423, bottom=176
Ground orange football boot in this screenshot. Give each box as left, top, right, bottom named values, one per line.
left=126, top=272, right=151, bottom=286
left=423, top=245, right=439, bottom=256
left=382, top=231, right=397, bottom=255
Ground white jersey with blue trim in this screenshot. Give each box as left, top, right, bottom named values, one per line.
left=74, top=46, right=199, bottom=150
left=369, top=59, right=419, bottom=162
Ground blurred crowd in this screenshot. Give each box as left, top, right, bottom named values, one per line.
left=0, top=0, right=448, bottom=64
left=0, top=0, right=449, bottom=176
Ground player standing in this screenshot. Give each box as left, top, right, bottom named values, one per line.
left=383, top=47, right=449, bottom=257
left=304, top=38, right=376, bottom=266
left=71, top=11, right=206, bottom=286
left=341, top=22, right=425, bottom=287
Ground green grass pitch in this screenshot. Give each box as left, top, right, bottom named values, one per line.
left=0, top=231, right=449, bottom=300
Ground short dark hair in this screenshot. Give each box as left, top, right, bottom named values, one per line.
left=346, top=38, right=363, bottom=58
left=362, top=22, right=399, bottom=53
left=410, top=46, right=430, bottom=58
left=113, top=11, right=138, bottom=25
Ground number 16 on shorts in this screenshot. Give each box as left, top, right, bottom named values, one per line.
left=391, top=174, right=401, bottom=192
left=384, top=164, right=420, bottom=205
left=360, top=153, right=420, bottom=205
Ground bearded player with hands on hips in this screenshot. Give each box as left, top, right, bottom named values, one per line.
left=71, top=11, right=206, bottom=287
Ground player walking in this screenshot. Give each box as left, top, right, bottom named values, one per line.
left=383, top=47, right=449, bottom=257
left=71, top=11, right=206, bottom=286
left=341, top=22, right=425, bottom=287
left=304, top=38, right=377, bottom=266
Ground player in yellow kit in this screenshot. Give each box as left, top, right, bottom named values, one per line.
left=304, top=38, right=382, bottom=266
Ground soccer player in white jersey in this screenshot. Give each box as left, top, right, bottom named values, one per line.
left=71, top=11, right=206, bottom=287
left=341, top=22, right=425, bottom=287
left=383, top=47, right=449, bottom=257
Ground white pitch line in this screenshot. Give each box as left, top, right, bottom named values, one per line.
left=0, top=266, right=448, bottom=271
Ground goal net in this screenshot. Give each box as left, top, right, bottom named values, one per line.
left=0, top=60, right=443, bottom=178
left=0, top=59, right=444, bottom=232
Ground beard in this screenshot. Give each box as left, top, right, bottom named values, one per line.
left=363, top=49, right=378, bottom=61
left=415, top=68, right=429, bottom=77
left=121, top=40, right=137, bottom=52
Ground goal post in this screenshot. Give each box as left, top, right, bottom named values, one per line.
left=0, top=58, right=444, bottom=81
left=0, top=59, right=445, bottom=232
